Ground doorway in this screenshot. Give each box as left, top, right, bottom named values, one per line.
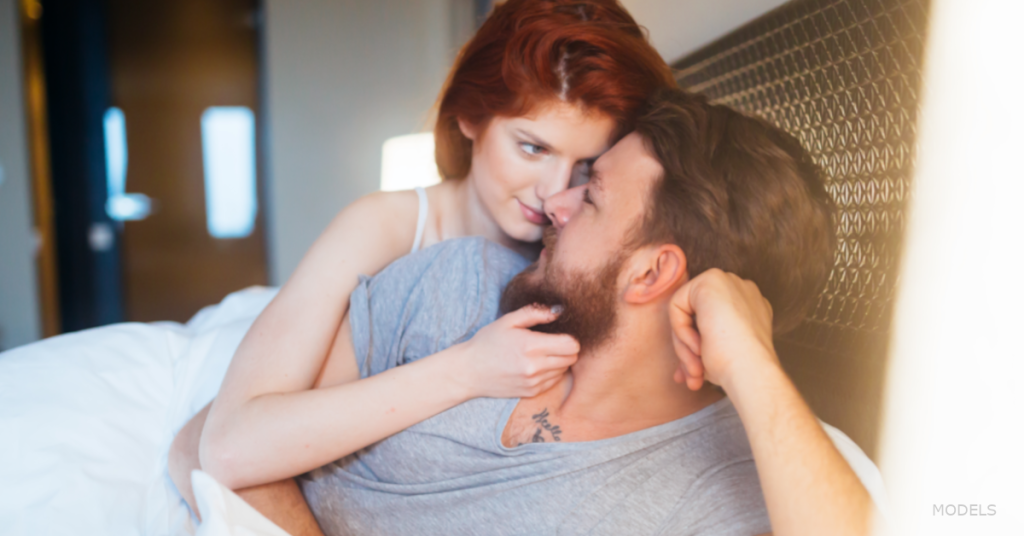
left=106, top=0, right=268, bottom=322
left=40, top=0, right=269, bottom=328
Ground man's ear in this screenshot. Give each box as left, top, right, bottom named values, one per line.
left=457, top=116, right=479, bottom=141
left=623, top=244, right=688, bottom=304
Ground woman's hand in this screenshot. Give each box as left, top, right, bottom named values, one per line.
left=453, top=304, right=579, bottom=399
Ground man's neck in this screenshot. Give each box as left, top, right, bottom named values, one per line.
left=552, top=306, right=724, bottom=437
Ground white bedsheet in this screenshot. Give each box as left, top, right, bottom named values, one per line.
left=0, top=285, right=887, bottom=535
left=0, top=286, right=277, bottom=536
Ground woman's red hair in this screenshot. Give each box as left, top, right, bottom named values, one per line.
left=434, top=0, right=676, bottom=180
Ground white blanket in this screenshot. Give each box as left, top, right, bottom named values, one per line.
left=0, top=287, right=277, bottom=535
left=0, top=285, right=887, bottom=535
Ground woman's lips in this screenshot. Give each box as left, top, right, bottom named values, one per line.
left=517, top=199, right=550, bottom=225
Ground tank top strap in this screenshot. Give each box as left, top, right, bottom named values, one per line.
left=411, top=186, right=429, bottom=254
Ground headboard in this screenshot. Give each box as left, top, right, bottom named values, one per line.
left=673, top=0, right=931, bottom=459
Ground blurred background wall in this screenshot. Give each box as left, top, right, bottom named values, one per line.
left=621, top=0, right=790, bottom=65
left=0, top=0, right=42, bottom=351
left=262, top=0, right=466, bottom=283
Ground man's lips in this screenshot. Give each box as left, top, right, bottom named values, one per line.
left=517, top=199, right=550, bottom=225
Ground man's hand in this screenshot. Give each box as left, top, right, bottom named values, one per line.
left=669, top=269, right=876, bottom=536
left=668, top=268, right=778, bottom=392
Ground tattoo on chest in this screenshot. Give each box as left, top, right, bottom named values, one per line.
left=517, top=408, right=563, bottom=446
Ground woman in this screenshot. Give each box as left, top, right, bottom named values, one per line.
left=169, top=0, right=675, bottom=519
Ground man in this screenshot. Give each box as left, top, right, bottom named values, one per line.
left=172, top=88, right=881, bottom=535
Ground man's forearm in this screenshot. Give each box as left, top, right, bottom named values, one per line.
left=722, top=354, right=873, bottom=536
left=236, top=479, right=326, bottom=536
left=169, top=403, right=209, bottom=516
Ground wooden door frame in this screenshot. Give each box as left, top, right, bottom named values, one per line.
left=19, top=0, right=59, bottom=337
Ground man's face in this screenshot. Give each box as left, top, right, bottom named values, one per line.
left=500, top=133, right=663, bottom=352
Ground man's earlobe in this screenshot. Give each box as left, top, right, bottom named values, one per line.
left=623, top=245, right=688, bottom=304
left=457, top=116, right=478, bottom=141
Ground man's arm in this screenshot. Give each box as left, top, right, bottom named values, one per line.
left=169, top=402, right=325, bottom=536
left=669, top=269, right=875, bottom=536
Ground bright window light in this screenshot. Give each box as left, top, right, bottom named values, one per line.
left=103, top=107, right=151, bottom=221
left=104, top=107, right=127, bottom=198
left=201, top=107, right=257, bottom=239
left=380, top=132, right=442, bottom=192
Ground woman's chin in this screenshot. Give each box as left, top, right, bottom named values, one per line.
left=500, top=220, right=543, bottom=245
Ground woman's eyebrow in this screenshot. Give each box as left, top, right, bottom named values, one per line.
left=514, top=128, right=553, bottom=149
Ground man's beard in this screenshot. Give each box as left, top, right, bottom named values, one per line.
left=499, top=228, right=625, bottom=354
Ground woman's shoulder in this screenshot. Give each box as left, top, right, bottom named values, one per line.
left=307, top=188, right=426, bottom=274
left=340, top=189, right=421, bottom=238
left=348, top=188, right=420, bottom=216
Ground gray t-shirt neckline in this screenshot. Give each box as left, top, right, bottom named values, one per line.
left=302, top=237, right=771, bottom=536
left=490, top=396, right=736, bottom=456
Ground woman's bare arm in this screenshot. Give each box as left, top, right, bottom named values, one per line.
left=199, top=191, right=423, bottom=487
left=169, top=310, right=369, bottom=518
left=197, top=190, right=578, bottom=490
left=168, top=404, right=324, bottom=536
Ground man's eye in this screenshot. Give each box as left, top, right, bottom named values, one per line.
left=520, top=142, right=546, bottom=156
left=583, top=188, right=594, bottom=205
left=569, top=161, right=593, bottom=188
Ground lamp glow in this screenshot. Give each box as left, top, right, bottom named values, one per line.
left=380, top=132, right=441, bottom=192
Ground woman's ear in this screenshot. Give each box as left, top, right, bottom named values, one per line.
left=457, top=116, right=478, bottom=141
left=623, top=245, right=688, bottom=304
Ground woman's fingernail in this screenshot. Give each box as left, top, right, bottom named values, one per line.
left=551, top=305, right=564, bottom=315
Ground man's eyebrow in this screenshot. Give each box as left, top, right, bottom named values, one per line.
left=514, top=128, right=553, bottom=149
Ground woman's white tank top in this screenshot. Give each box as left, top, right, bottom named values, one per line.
left=410, top=186, right=429, bottom=254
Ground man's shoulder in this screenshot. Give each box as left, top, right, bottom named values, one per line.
left=368, top=236, right=530, bottom=296
left=352, top=237, right=531, bottom=369
left=648, top=398, right=770, bottom=534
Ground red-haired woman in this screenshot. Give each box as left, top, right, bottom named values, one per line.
left=170, top=0, right=675, bottom=521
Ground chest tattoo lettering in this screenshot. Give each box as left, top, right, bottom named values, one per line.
left=530, top=408, right=562, bottom=442
left=513, top=407, right=565, bottom=447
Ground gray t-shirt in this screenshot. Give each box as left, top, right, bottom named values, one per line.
left=299, top=237, right=771, bottom=536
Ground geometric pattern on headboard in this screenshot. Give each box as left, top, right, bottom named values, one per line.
left=674, top=0, right=930, bottom=357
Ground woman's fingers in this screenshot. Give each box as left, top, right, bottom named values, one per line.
left=530, top=331, right=579, bottom=357
left=534, top=368, right=570, bottom=394
left=504, top=303, right=563, bottom=329
left=538, top=353, right=577, bottom=373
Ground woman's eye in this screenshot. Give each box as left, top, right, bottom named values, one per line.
left=520, top=142, right=546, bottom=156
left=583, top=187, right=594, bottom=205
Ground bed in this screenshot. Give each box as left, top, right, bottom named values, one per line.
left=0, top=287, right=277, bottom=534
left=0, top=0, right=927, bottom=532
left=0, top=285, right=886, bottom=535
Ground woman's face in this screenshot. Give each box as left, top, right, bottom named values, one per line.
left=461, top=101, right=618, bottom=243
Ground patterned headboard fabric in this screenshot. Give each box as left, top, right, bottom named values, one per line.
left=673, top=0, right=930, bottom=458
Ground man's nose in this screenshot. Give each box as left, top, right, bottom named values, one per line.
left=544, top=186, right=583, bottom=230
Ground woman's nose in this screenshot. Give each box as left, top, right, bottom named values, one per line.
left=535, top=161, right=575, bottom=202
left=544, top=186, right=583, bottom=230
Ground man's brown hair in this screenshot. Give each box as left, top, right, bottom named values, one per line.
left=633, top=88, right=836, bottom=333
